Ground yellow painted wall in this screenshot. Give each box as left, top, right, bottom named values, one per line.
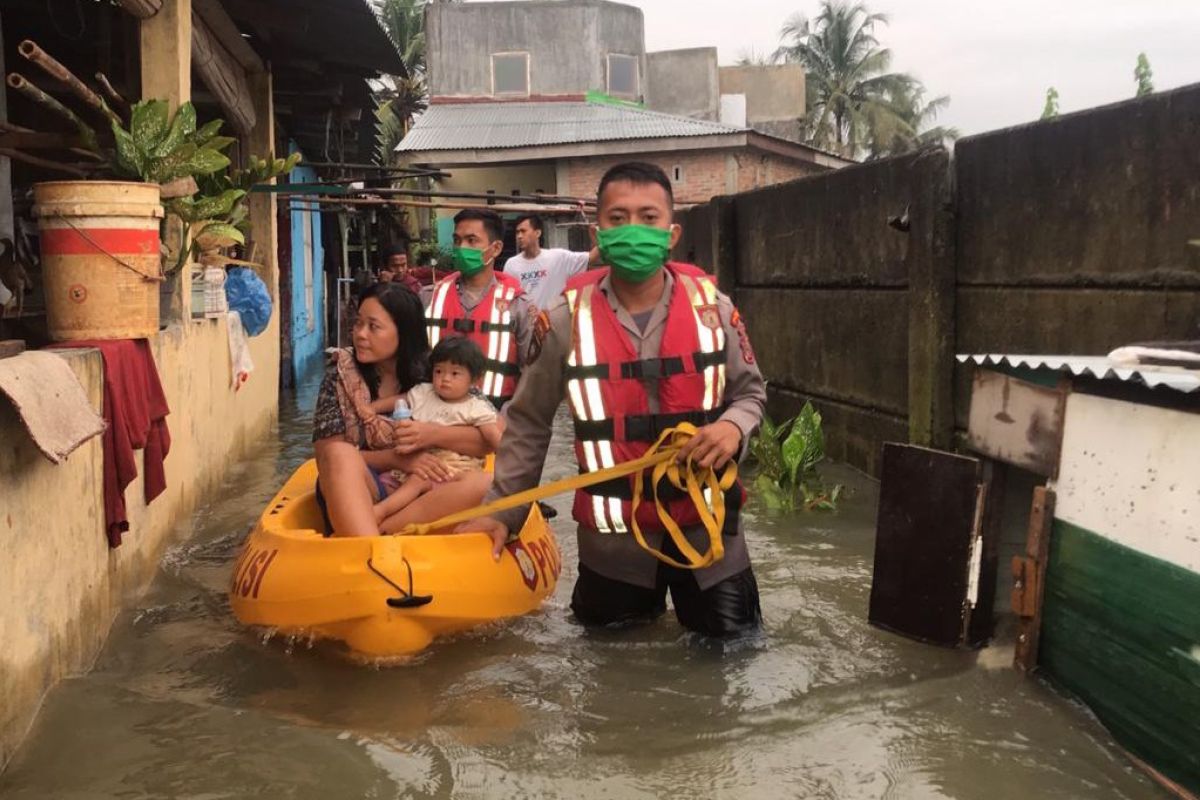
left=0, top=312, right=279, bottom=767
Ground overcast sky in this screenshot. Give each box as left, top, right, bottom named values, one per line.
left=622, top=0, right=1200, bottom=135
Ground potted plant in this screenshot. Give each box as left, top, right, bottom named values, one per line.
left=27, top=96, right=234, bottom=340
left=7, top=42, right=230, bottom=338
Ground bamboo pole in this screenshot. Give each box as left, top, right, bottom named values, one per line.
left=0, top=148, right=90, bottom=177
left=354, top=186, right=595, bottom=206
left=0, top=121, right=103, bottom=161
left=18, top=41, right=121, bottom=126
left=5, top=73, right=100, bottom=152
left=284, top=196, right=589, bottom=215
left=303, top=160, right=450, bottom=175
left=95, top=72, right=130, bottom=115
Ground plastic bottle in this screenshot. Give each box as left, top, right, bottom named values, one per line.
left=392, top=398, right=412, bottom=421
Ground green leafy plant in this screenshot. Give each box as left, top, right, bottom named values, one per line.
left=748, top=402, right=843, bottom=512
left=110, top=100, right=234, bottom=184
left=410, top=240, right=453, bottom=267
left=167, top=152, right=301, bottom=273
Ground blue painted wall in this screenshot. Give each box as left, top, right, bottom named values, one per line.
left=288, top=147, right=325, bottom=381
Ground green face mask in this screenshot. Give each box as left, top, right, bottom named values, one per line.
left=596, top=224, right=671, bottom=283
left=452, top=246, right=488, bottom=277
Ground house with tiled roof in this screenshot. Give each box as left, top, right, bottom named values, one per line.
left=397, top=0, right=851, bottom=249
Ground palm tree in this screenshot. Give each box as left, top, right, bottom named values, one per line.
left=773, top=1, right=952, bottom=159
left=373, top=0, right=459, bottom=162
left=865, top=79, right=958, bottom=159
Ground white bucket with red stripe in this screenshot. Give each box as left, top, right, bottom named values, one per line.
left=33, top=180, right=163, bottom=341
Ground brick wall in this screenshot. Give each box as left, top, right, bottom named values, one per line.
left=562, top=147, right=824, bottom=204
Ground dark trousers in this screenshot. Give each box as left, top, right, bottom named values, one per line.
left=570, top=561, right=762, bottom=638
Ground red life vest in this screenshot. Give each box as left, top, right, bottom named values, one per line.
left=425, top=271, right=523, bottom=407
left=564, top=262, right=743, bottom=535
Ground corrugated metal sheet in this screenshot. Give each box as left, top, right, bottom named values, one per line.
left=957, top=354, right=1200, bottom=394
left=397, top=102, right=744, bottom=152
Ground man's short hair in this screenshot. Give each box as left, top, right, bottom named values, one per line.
left=515, top=214, right=544, bottom=234
left=383, top=244, right=408, bottom=262
left=430, top=335, right=485, bottom=380
left=453, top=208, right=504, bottom=243
left=596, top=161, right=675, bottom=206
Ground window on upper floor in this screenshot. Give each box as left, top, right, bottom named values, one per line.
left=492, top=52, right=530, bottom=96
left=607, top=54, right=638, bottom=98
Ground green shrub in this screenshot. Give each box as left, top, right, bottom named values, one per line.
left=748, top=402, right=843, bottom=512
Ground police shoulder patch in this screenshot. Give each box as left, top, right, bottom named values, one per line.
left=732, top=306, right=756, bottom=364
left=528, top=308, right=551, bottom=364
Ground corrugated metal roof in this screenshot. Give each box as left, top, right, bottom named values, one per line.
left=397, top=102, right=745, bottom=152
left=957, top=354, right=1200, bottom=394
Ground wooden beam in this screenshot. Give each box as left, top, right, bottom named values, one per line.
left=0, top=133, right=82, bottom=150
left=0, top=148, right=90, bottom=177
left=192, top=0, right=264, bottom=74
left=246, top=70, right=278, bottom=291
left=139, top=0, right=190, bottom=109
left=191, top=11, right=256, bottom=134
left=117, top=0, right=163, bottom=19
left=138, top=0, right=191, bottom=321
left=1013, top=487, right=1056, bottom=672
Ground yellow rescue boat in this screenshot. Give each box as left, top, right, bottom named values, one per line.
left=229, top=459, right=561, bottom=658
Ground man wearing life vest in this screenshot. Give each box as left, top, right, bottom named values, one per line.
left=460, top=163, right=766, bottom=637
left=419, top=209, right=536, bottom=411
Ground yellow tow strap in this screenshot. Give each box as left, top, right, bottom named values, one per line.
left=396, top=423, right=737, bottom=569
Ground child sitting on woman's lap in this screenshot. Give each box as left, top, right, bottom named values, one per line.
left=375, top=337, right=502, bottom=532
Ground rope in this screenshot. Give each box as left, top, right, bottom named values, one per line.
left=54, top=217, right=164, bottom=283
left=396, top=423, right=736, bottom=570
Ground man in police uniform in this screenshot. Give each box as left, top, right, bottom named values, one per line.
left=459, top=163, right=765, bottom=637
left=419, top=208, right=537, bottom=410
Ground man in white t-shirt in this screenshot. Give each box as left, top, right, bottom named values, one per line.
left=502, top=215, right=598, bottom=309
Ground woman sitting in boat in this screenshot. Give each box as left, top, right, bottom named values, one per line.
left=312, top=282, right=494, bottom=536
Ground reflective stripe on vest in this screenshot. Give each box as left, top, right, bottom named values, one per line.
left=482, top=283, right=517, bottom=401
left=566, top=274, right=726, bottom=534
left=677, top=274, right=727, bottom=412
left=566, top=284, right=626, bottom=533
left=426, top=279, right=453, bottom=347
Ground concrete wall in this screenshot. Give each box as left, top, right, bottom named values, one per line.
left=719, top=64, right=806, bottom=144
left=719, top=64, right=805, bottom=124
left=645, top=48, right=719, bottom=121
left=676, top=81, right=1200, bottom=476
left=287, top=161, right=325, bottom=380
left=0, top=314, right=280, bottom=768
left=427, top=0, right=644, bottom=99
left=951, top=84, right=1200, bottom=425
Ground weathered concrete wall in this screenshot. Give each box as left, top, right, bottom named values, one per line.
left=686, top=81, right=1200, bottom=476
left=645, top=48, right=719, bottom=121
left=731, top=149, right=952, bottom=475
left=718, top=64, right=805, bottom=125
left=427, top=0, right=644, bottom=99
left=0, top=313, right=279, bottom=768
left=952, top=82, right=1200, bottom=427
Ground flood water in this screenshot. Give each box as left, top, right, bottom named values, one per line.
left=0, top=380, right=1164, bottom=799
